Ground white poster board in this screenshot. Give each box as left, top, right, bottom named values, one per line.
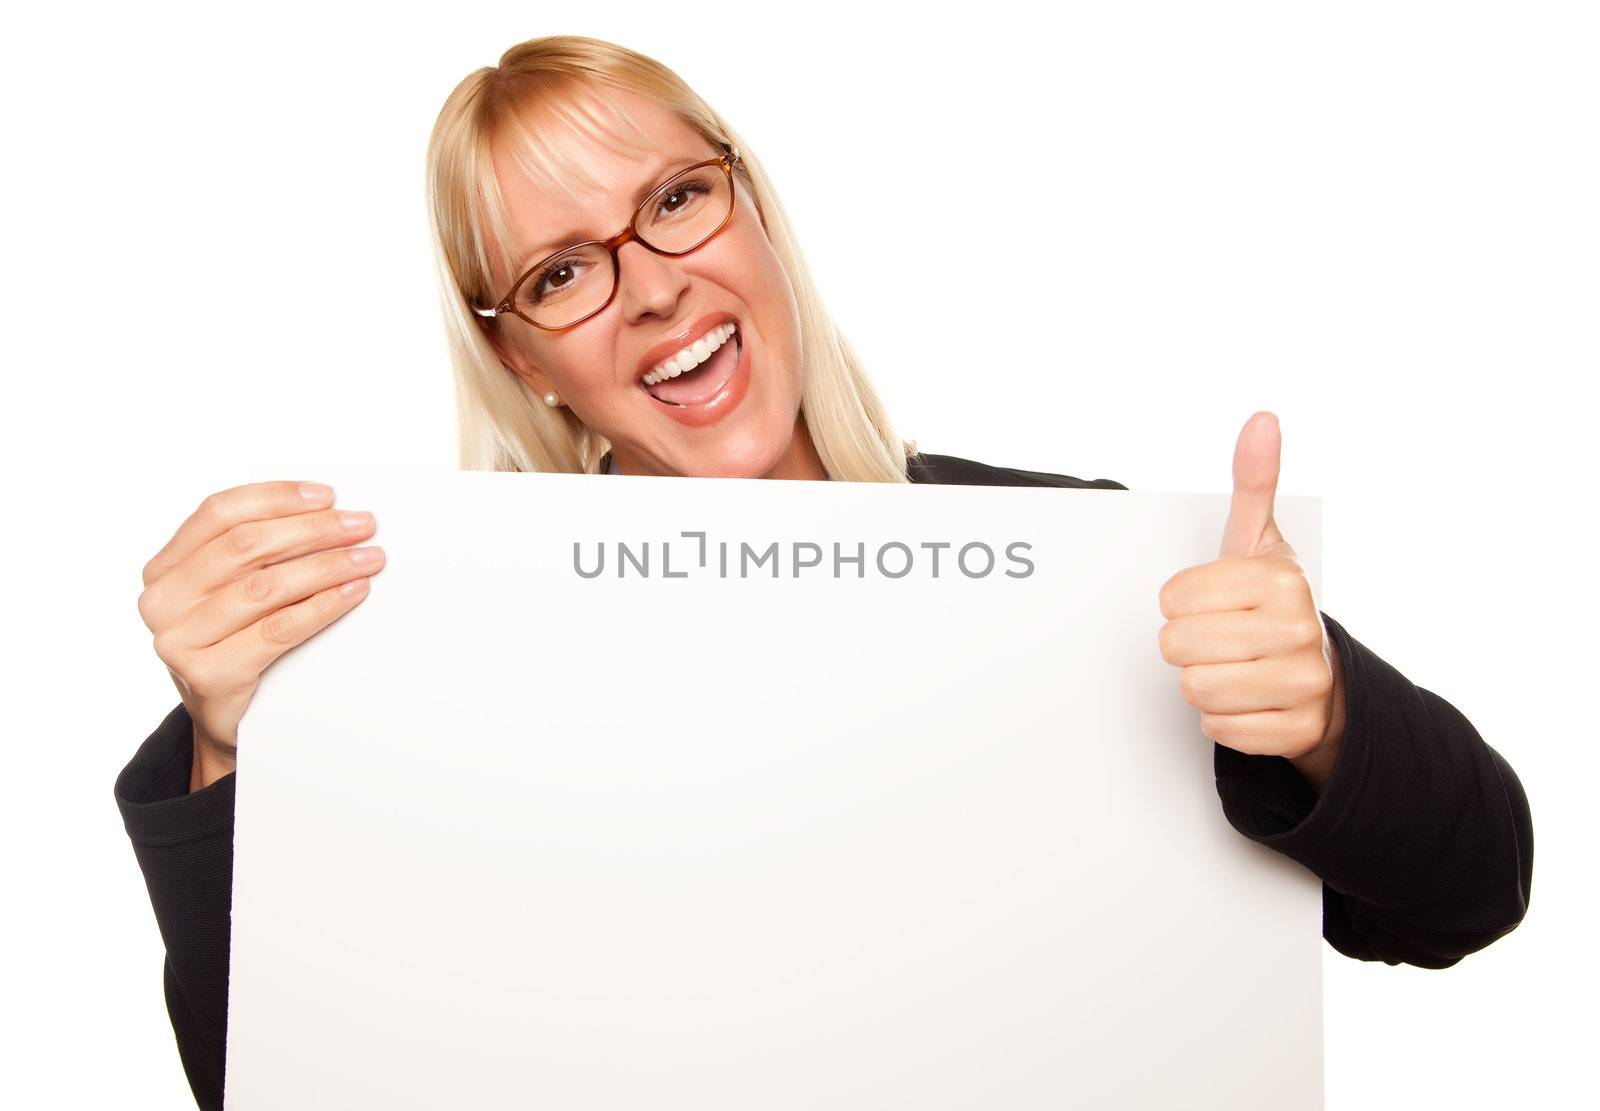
left=226, top=469, right=1324, bottom=1109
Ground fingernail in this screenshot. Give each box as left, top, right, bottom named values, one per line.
left=340, top=511, right=374, bottom=529
left=300, top=482, right=333, bottom=503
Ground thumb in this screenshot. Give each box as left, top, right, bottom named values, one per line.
left=1220, top=410, right=1287, bottom=559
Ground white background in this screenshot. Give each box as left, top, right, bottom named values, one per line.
left=3, top=1, right=1592, bottom=1107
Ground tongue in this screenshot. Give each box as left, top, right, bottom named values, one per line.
left=646, top=335, right=738, bottom=406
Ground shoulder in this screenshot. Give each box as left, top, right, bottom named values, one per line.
left=904, top=451, right=1128, bottom=490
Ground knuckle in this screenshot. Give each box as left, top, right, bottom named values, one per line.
left=136, top=587, right=157, bottom=629
left=296, top=509, right=336, bottom=548
left=1292, top=616, right=1322, bottom=649
left=1157, top=622, right=1176, bottom=661
left=179, top=656, right=217, bottom=699
left=151, top=628, right=180, bottom=666
left=309, top=582, right=340, bottom=615
left=196, top=490, right=228, bottom=523
left=1179, top=667, right=1206, bottom=704
left=223, top=521, right=261, bottom=561
left=240, top=567, right=278, bottom=605
left=326, top=550, right=369, bottom=584
left=1158, top=581, right=1180, bottom=616
left=260, top=607, right=299, bottom=646
left=326, top=508, right=356, bottom=539
left=324, top=506, right=362, bottom=539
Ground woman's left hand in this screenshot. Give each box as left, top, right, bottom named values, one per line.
left=1156, top=412, right=1346, bottom=792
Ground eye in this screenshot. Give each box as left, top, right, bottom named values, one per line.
left=655, top=180, right=711, bottom=220
left=530, top=256, right=587, bottom=302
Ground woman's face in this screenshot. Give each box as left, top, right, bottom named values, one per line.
left=484, top=89, right=821, bottom=480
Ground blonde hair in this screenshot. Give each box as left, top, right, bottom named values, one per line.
left=425, top=35, right=913, bottom=481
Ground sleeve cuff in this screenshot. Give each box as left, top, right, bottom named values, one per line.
left=114, top=702, right=237, bottom=846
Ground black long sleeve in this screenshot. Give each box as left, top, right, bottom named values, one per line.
left=114, top=703, right=233, bottom=1111
left=1213, top=611, right=1534, bottom=966
left=114, top=614, right=1534, bottom=1109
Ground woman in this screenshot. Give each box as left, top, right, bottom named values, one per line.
left=116, top=35, right=1533, bottom=1111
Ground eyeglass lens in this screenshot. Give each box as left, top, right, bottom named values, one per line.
left=511, top=163, right=733, bottom=328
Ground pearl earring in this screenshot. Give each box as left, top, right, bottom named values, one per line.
left=543, top=391, right=561, bottom=408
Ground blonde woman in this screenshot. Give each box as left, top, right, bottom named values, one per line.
left=117, top=36, right=1533, bottom=1111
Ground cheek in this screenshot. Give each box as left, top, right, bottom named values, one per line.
left=732, top=244, right=803, bottom=380
left=539, top=339, right=615, bottom=400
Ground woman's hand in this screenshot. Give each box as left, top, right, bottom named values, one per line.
left=137, top=481, right=385, bottom=792
left=1156, top=412, right=1346, bottom=794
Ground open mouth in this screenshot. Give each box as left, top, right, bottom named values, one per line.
left=640, top=323, right=741, bottom=408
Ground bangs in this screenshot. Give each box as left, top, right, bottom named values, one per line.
left=503, top=84, right=662, bottom=201
left=471, top=81, right=667, bottom=291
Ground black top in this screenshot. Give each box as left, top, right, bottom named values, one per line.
left=114, top=452, right=1535, bottom=1111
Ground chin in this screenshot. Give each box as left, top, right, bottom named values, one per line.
left=674, top=430, right=790, bottom=479
left=678, top=449, right=782, bottom=480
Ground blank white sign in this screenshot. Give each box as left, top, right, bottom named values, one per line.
left=226, top=469, right=1324, bottom=1109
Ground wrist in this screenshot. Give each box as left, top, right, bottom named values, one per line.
left=1321, top=631, right=1348, bottom=751
left=189, top=723, right=238, bottom=792
left=1288, top=735, right=1340, bottom=796
left=1288, top=642, right=1347, bottom=796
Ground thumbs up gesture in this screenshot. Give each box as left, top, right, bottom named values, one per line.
left=1157, top=412, right=1347, bottom=792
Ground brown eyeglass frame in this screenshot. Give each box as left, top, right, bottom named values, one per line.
left=472, top=146, right=742, bottom=332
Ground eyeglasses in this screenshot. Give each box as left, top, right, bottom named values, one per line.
left=473, top=146, right=742, bottom=332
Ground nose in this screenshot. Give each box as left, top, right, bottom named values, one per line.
left=616, top=238, right=690, bottom=324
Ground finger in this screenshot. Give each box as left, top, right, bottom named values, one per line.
left=143, top=505, right=377, bottom=628
left=1158, top=555, right=1295, bottom=618
left=1219, top=411, right=1286, bottom=559
left=143, top=481, right=336, bottom=588
left=177, top=544, right=387, bottom=649
left=1157, top=608, right=1322, bottom=666
left=1179, top=657, right=1327, bottom=714
left=1199, top=706, right=1324, bottom=757
left=214, top=575, right=374, bottom=684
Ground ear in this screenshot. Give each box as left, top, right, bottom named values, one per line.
left=477, top=316, right=555, bottom=398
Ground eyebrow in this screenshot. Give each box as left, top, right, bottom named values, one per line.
left=511, top=154, right=709, bottom=276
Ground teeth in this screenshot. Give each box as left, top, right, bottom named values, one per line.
left=642, top=323, right=737, bottom=386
